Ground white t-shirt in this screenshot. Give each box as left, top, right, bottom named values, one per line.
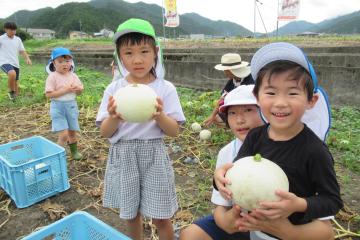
left=0, top=33, right=25, bottom=68
left=211, top=138, right=242, bottom=206
left=96, top=77, right=186, bottom=143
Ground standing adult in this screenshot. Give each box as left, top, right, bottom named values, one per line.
left=0, top=22, right=32, bottom=100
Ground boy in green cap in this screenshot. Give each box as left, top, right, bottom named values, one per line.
left=96, top=18, right=185, bottom=240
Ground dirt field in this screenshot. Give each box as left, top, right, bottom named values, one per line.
left=0, top=103, right=215, bottom=240
left=1, top=39, right=360, bottom=239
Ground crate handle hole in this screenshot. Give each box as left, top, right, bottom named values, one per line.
left=42, top=234, right=55, bottom=240
left=11, top=144, right=24, bottom=151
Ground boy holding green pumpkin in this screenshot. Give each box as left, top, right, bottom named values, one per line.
left=214, top=42, right=343, bottom=239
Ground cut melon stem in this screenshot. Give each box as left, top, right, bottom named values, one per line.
left=254, top=153, right=262, bottom=162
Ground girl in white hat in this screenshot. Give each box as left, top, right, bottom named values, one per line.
left=181, top=85, right=263, bottom=240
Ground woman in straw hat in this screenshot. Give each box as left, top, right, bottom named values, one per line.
left=203, top=53, right=254, bottom=127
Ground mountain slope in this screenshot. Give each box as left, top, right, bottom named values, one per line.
left=274, top=10, right=360, bottom=35
left=4, top=0, right=252, bottom=37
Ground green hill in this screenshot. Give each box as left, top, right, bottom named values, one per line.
left=273, top=10, right=360, bottom=35
left=4, top=0, right=252, bottom=38
left=4, top=0, right=360, bottom=37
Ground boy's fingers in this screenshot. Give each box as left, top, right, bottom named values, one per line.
left=219, top=186, right=232, bottom=198
left=250, top=210, right=268, bottom=221
left=223, top=162, right=234, bottom=170
left=275, top=189, right=294, bottom=199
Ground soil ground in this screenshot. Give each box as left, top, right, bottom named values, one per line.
left=1, top=39, right=360, bottom=239
left=0, top=102, right=359, bottom=240
left=0, top=104, right=216, bottom=240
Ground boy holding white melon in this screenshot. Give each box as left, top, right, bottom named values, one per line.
left=214, top=42, right=343, bottom=239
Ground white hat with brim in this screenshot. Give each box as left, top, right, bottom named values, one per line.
left=250, top=42, right=318, bottom=91
left=219, top=85, right=257, bottom=113
left=214, top=53, right=249, bottom=71
left=230, top=66, right=251, bottom=78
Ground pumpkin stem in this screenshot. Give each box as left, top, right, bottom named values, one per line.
left=254, top=153, right=262, bottom=162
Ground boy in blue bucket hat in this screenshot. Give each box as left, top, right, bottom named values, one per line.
left=45, top=47, right=84, bottom=160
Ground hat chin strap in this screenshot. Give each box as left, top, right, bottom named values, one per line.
left=307, top=61, right=318, bottom=93
left=115, top=41, right=165, bottom=79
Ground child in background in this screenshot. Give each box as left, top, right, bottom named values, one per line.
left=215, top=42, right=343, bottom=239
left=110, top=51, right=121, bottom=81
left=96, top=18, right=185, bottom=240
left=0, top=22, right=32, bottom=100
left=203, top=53, right=254, bottom=127
left=45, top=47, right=83, bottom=160
left=180, top=84, right=263, bottom=240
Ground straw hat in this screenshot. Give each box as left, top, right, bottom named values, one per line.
left=214, top=53, right=250, bottom=78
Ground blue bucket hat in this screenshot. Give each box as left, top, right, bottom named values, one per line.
left=45, top=47, right=74, bottom=74
left=51, top=47, right=73, bottom=61
left=250, top=42, right=318, bottom=92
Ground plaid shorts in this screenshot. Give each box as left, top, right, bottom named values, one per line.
left=103, top=139, right=178, bottom=220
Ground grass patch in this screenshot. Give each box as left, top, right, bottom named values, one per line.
left=0, top=60, right=109, bottom=108
left=24, top=38, right=113, bottom=52
left=328, top=107, right=360, bottom=174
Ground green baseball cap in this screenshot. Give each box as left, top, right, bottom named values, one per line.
left=113, top=18, right=156, bottom=43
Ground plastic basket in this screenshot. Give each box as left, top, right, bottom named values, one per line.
left=0, top=136, right=70, bottom=208
left=22, top=211, right=131, bottom=240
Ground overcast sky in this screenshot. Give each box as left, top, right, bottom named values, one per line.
left=1, top=0, right=360, bottom=33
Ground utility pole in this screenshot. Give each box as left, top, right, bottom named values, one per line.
left=161, top=0, right=166, bottom=39
left=276, top=0, right=280, bottom=39
left=253, top=0, right=256, bottom=38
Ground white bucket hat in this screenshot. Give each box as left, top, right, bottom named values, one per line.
left=219, top=84, right=257, bottom=113
left=215, top=53, right=251, bottom=78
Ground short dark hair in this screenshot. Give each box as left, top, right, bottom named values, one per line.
left=4, top=22, right=17, bottom=30
left=253, top=60, right=314, bottom=101
left=116, top=32, right=157, bottom=78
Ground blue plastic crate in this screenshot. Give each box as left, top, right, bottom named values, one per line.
left=22, top=211, right=131, bottom=240
left=0, top=136, right=70, bottom=208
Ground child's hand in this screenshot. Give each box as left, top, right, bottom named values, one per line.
left=72, top=84, right=83, bottom=93
left=253, top=190, right=304, bottom=220
left=107, top=96, right=123, bottom=120
left=63, top=84, right=73, bottom=93
left=236, top=210, right=291, bottom=233
left=152, top=97, right=164, bottom=120
left=203, top=115, right=215, bottom=127
left=226, top=205, right=248, bottom=233
left=214, top=163, right=234, bottom=200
